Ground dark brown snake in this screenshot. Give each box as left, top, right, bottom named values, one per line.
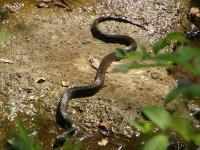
left=54, top=15, right=147, bottom=148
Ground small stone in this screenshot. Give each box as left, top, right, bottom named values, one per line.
left=0, top=58, right=15, bottom=64
left=53, top=0, right=71, bottom=11
left=89, top=56, right=100, bottom=70
left=4, top=2, right=24, bottom=13
left=37, top=2, right=49, bottom=8
left=24, top=86, right=33, bottom=93
left=150, top=72, right=160, bottom=79
left=61, top=80, right=69, bottom=87
left=98, top=138, right=108, bottom=146
left=85, top=122, right=92, bottom=128
left=98, top=120, right=110, bottom=131
left=40, top=0, right=51, bottom=2
left=98, top=120, right=111, bottom=136
left=35, top=77, right=46, bottom=84
left=29, top=95, right=35, bottom=101
left=51, top=35, right=58, bottom=40
left=190, top=7, right=200, bottom=15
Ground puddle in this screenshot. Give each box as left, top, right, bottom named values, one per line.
left=0, top=112, right=141, bottom=149
left=1, top=115, right=198, bottom=150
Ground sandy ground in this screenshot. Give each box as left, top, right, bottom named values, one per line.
left=0, top=0, right=192, bottom=149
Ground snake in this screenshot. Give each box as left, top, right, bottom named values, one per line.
left=54, top=15, right=147, bottom=148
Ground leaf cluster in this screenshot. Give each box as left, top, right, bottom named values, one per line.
left=114, top=32, right=200, bottom=102
left=114, top=32, right=200, bottom=149
left=132, top=106, right=200, bottom=150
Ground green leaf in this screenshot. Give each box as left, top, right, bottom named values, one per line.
left=155, top=53, right=177, bottom=62
left=193, top=57, right=200, bottom=75
left=115, top=48, right=127, bottom=59
left=143, top=135, right=169, bottom=150
left=0, top=10, right=9, bottom=21
left=115, top=48, right=135, bottom=59
left=155, top=53, right=176, bottom=67
left=166, top=32, right=188, bottom=43
left=141, top=106, right=172, bottom=130
left=173, top=46, right=200, bottom=76
left=137, top=46, right=151, bottom=60
left=165, top=84, right=200, bottom=103
left=7, top=123, right=41, bottom=150
left=74, top=142, right=80, bottom=150
left=64, top=140, right=80, bottom=150
left=112, top=62, right=145, bottom=72
left=131, top=119, right=154, bottom=134
left=17, top=124, right=41, bottom=150
left=0, top=30, right=8, bottom=43
left=152, top=38, right=167, bottom=54
left=193, top=134, right=200, bottom=146
left=176, top=46, right=200, bottom=60
left=170, top=116, right=194, bottom=141
left=64, top=140, right=71, bottom=150
left=113, top=62, right=161, bottom=73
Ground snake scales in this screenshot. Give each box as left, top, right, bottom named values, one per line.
left=54, top=15, right=147, bottom=147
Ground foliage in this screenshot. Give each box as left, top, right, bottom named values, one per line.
left=132, top=106, right=200, bottom=150
left=143, top=135, right=168, bottom=150
left=5, top=122, right=80, bottom=150
left=0, top=29, right=8, bottom=44
left=114, top=32, right=200, bottom=102
left=64, top=140, right=80, bottom=150
left=6, top=123, right=41, bottom=150
left=140, top=106, right=172, bottom=130
left=0, top=9, right=9, bottom=22
left=114, top=32, right=200, bottom=149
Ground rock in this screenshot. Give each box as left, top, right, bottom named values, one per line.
left=98, top=138, right=109, bottom=146
left=29, top=95, right=36, bottom=101
left=37, top=2, right=49, bottom=8
left=41, top=0, right=51, bottom=2
left=53, top=0, right=71, bottom=11
left=190, top=7, right=200, bottom=16
left=4, top=2, right=24, bottom=13
left=0, top=58, right=15, bottom=64
left=150, top=72, right=160, bottom=79
left=61, top=80, right=69, bottom=87
left=89, top=56, right=100, bottom=70
left=98, top=120, right=110, bottom=131
left=98, top=120, right=111, bottom=137
left=23, top=86, right=34, bottom=93
left=188, top=103, right=200, bottom=120
left=35, top=77, right=46, bottom=84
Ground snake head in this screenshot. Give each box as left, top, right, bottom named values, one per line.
left=53, top=125, right=76, bottom=148
left=53, top=135, right=66, bottom=148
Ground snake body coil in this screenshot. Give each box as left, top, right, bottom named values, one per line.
left=54, top=15, right=147, bottom=147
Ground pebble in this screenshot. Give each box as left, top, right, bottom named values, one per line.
left=4, top=2, right=24, bottom=13
left=0, top=58, right=15, bottom=64
left=24, top=86, right=33, bottom=93
left=150, top=72, right=160, bottom=79
left=41, top=0, right=51, bottom=2
left=29, top=95, right=36, bottom=101
left=35, top=77, right=46, bottom=83
left=89, top=56, right=100, bottom=70
left=98, top=120, right=110, bottom=131
left=61, top=80, right=69, bottom=87
left=98, top=138, right=109, bottom=146
left=37, top=2, right=49, bottom=8
left=190, top=7, right=200, bottom=16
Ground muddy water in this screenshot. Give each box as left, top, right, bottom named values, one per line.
left=0, top=0, right=194, bottom=149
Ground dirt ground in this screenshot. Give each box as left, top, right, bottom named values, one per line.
left=0, top=0, right=192, bottom=149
